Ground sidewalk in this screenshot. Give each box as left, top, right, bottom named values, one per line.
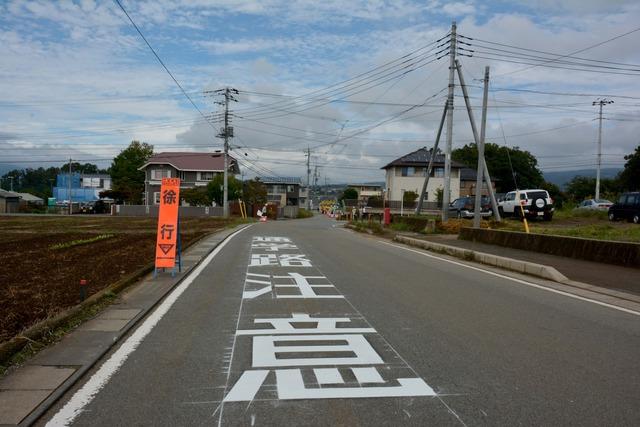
left=0, top=224, right=248, bottom=426
left=404, top=233, right=640, bottom=297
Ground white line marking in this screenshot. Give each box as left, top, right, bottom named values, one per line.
left=46, top=225, right=252, bottom=427
left=314, top=368, right=344, bottom=385
left=379, top=240, right=640, bottom=317
left=352, top=367, right=385, bottom=384
left=245, top=278, right=271, bottom=285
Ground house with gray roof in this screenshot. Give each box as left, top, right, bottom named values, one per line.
left=139, top=152, right=240, bottom=206
left=0, top=189, right=21, bottom=213
left=381, top=147, right=466, bottom=202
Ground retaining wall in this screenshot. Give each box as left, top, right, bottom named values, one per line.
left=459, top=227, right=640, bottom=267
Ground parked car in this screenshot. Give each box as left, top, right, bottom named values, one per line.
left=608, top=192, right=640, bottom=224
left=577, top=199, right=613, bottom=211
left=449, top=196, right=493, bottom=219
left=498, top=189, right=554, bottom=221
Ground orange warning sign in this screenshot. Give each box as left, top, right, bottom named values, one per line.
left=155, top=178, right=181, bottom=268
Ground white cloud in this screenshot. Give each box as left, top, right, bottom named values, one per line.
left=442, top=2, right=476, bottom=17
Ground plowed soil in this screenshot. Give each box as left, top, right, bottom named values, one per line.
left=0, top=216, right=235, bottom=343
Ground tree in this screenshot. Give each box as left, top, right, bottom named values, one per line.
left=339, top=187, right=358, bottom=202
left=181, top=187, right=210, bottom=206
left=565, top=176, right=620, bottom=202
left=618, top=144, right=640, bottom=191
left=2, top=166, right=60, bottom=198
left=60, top=162, right=104, bottom=174
left=242, top=178, right=267, bottom=206
left=207, top=174, right=241, bottom=206
left=453, top=143, right=544, bottom=192
left=403, top=190, right=418, bottom=203
left=110, top=141, right=153, bottom=204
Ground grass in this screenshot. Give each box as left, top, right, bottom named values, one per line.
left=49, top=234, right=114, bottom=250
left=554, top=207, right=608, bottom=220
left=496, top=211, right=640, bottom=243
left=0, top=291, right=118, bottom=375
left=530, top=223, right=640, bottom=242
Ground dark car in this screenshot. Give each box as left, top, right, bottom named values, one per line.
left=449, top=196, right=492, bottom=219
left=608, top=192, right=640, bottom=224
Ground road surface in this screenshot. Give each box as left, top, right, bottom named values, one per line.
left=43, top=215, right=640, bottom=426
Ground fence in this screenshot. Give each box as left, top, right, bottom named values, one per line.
left=112, top=205, right=224, bottom=217
left=350, top=198, right=440, bottom=211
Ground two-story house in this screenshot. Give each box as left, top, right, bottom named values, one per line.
left=259, top=176, right=308, bottom=207
left=139, top=152, right=239, bottom=205
left=382, top=147, right=466, bottom=202
left=346, top=183, right=383, bottom=204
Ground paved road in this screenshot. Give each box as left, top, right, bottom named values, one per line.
left=43, top=215, right=640, bottom=426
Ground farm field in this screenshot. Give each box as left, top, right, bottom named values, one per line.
left=0, top=216, right=238, bottom=343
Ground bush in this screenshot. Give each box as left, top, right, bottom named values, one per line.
left=390, top=222, right=410, bottom=232
left=297, top=208, right=313, bottom=219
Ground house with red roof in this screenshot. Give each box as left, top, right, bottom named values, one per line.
left=139, top=152, right=239, bottom=206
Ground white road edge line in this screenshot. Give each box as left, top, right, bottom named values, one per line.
left=379, top=240, right=640, bottom=317
left=46, top=225, right=253, bottom=427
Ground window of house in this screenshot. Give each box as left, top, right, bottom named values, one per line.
left=151, top=169, right=171, bottom=180
left=287, top=185, right=295, bottom=192
left=434, top=167, right=444, bottom=177
left=197, top=172, right=215, bottom=181
left=153, top=192, right=160, bottom=205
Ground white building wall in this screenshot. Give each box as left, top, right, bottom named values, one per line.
left=385, top=168, right=460, bottom=202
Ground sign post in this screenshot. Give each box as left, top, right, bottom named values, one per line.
left=154, top=178, right=181, bottom=277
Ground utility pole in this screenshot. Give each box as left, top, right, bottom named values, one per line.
left=210, top=87, right=238, bottom=217
left=455, top=60, right=500, bottom=222
left=593, top=98, right=613, bottom=200
left=416, top=100, right=448, bottom=215
left=442, top=21, right=457, bottom=221
left=306, top=147, right=311, bottom=210
left=68, top=158, right=73, bottom=215
left=8, top=176, right=14, bottom=192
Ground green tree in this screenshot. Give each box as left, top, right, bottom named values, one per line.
left=242, top=178, right=267, bottom=206
left=618, top=145, right=640, bottom=191
left=540, top=181, right=566, bottom=208
left=207, top=174, right=242, bottom=205
left=453, top=143, right=544, bottom=192
left=565, top=176, right=620, bottom=202
left=403, top=190, right=418, bottom=203
left=60, top=162, right=103, bottom=174
left=181, top=187, right=210, bottom=206
left=339, top=187, right=358, bottom=202
left=110, top=141, right=154, bottom=204
left=2, top=166, right=60, bottom=198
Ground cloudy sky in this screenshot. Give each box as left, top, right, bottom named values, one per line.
left=1, top=0, right=639, bottom=183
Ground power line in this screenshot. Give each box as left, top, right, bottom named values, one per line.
left=461, top=25, right=640, bottom=77
left=113, top=0, right=217, bottom=133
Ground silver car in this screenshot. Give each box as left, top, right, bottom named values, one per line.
left=577, top=199, right=613, bottom=211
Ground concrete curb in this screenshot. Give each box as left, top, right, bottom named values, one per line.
left=394, top=235, right=569, bottom=282
left=17, top=223, right=252, bottom=427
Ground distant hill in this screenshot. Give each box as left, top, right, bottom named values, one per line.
left=544, top=168, right=621, bottom=189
